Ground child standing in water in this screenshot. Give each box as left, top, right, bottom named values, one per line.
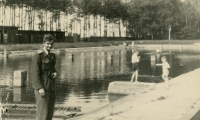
left=156, top=56, right=170, bottom=87
left=130, top=50, right=140, bottom=83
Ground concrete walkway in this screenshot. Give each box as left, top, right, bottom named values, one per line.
left=71, top=68, right=200, bottom=120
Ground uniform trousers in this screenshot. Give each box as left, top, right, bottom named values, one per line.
left=34, top=90, right=56, bottom=120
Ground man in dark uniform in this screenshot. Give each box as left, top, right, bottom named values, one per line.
left=31, top=34, right=58, bottom=120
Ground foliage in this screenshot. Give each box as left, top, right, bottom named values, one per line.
left=73, top=0, right=128, bottom=20
left=3, top=0, right=200, bottom=40
left=126, top=0, right=184, bottom=40
left=102, top=0, right=128, bottom=20
left=73, top=0, right=103, bottom=16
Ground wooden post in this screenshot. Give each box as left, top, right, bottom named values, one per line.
left=3, top=49, right=8, bottom=58
left=67, top=53, right=74, bottom=59
left=132, top=42, right=135, bottom=49
left=151, top=55, right=156, bottom=70
left=13, top=70, right=27, bottom=87
left=13, top=87, right=26, bottom=102
left=107, top=51, right=113, bottom=60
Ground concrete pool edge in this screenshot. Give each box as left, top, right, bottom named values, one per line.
left=0, top=43, right=199, bottom=57
left=70, top=68, right=200, bottom=120
left=0, top=46, right=124, bottom=57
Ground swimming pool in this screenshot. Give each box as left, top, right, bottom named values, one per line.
left=0, top=45, right=200, bottom=117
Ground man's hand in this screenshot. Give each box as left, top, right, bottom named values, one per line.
left=38, top=88, right=45, bottom=96
left=52, top=72, right=58, bottom=79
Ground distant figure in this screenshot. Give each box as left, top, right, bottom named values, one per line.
left=180, top=59, right=183, bottom=67
left=31, top=34, right=58, bottom=120
left=156, top=48, right=161, bottom=53
left=156, top=56, right=170, bottom=87
left=109, top=43, right=113, bottom=46
left=123, top=42, right=128, bottom=46
left=130, top=50, right=140, bottom=82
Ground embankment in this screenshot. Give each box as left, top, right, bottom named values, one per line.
left=71, top=68, right=200, bottom=120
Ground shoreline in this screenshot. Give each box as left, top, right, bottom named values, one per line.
left=0, top=40, right=199, bottom=51
left=0, top=41, right=200, bottom=57
left=0, top=43, right=199, bottom=57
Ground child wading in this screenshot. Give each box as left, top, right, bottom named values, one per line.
left=130, top=50, right=140, bottom=82
left=156, top=56, right=170, bottom=87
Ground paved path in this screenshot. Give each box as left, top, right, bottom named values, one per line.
left=71, top=68, right=200, bottom=120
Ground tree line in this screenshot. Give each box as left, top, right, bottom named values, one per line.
left=2, top=0, right=200, bottom=40
left=126, top=0, right=200, bottom=40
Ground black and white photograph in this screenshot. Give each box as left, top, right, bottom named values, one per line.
left=0, top=0, right=200, bottom=120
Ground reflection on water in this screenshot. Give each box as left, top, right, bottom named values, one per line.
left=0, top=46, right=200, bottom=114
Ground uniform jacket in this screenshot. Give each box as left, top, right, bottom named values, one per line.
left=31, top=50, right=57, bottom=91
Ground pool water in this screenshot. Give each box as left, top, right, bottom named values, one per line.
left=0, top=46, right=200, bottom=115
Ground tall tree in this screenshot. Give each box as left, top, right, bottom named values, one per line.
left=127, top=0, right=183, bottom=40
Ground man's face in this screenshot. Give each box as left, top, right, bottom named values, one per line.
left=43, top=40, right=54, bottom=51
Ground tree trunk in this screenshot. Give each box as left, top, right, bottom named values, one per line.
left=27, top=6, right=31, bottom=30
left=58, top=14, right=61, bottom=31
left=50, top=12, right=53, bottom=31
left=84, top=16, right=86, bottom=38
left=119, top=19, right=121, bottom=37
left=46, top=10, right=47, bottom=31
left=88, top=15, right=90, bottom=37
left=33, top=10, right=35, bottom=30
left=66, top=13, right=68, bottom=35
left=14, top=4, right=16, bottom=26
left=99, top=15, right=101, bottom=37
left=24, top=7, right=27, bottom=30
left=9, top=6, right=11, bottom=26
left=1, top=4, right=3, bottom=26
left=21, top=5, right=24, bottom=30
left=112, top=22, right=114, bottom=37
left=104, top=17, right=107, bottom=37
left=19, top=6, right=21, bottom=28
left=93, top=15, right=95, bottom=36
left=168, top=25, right=171, bottom=40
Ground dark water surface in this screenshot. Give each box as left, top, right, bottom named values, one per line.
left=0, top=46, right=200, bottom=113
